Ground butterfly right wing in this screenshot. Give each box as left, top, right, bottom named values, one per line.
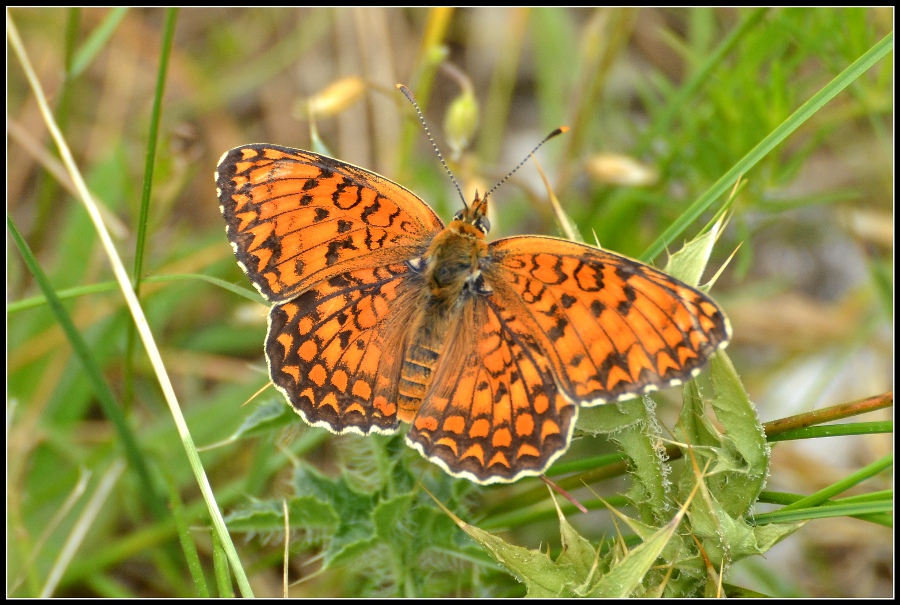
left=217, top=144, right=444, bottom=302
left=405, top=296, right=578, bottom=483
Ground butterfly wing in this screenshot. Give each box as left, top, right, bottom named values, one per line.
left=405, top=296, right=578, bottom=484
left=266, top=262, right=423, bottom=435
left=217, top=144, right=443, bottom=433
left=482, top=236, right=731, bottom=405
left=217, top=144, right=444, bottom=302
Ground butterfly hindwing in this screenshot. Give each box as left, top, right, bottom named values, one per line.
left=266, top=262, right=422, bottom=435
left=406, top=297, right=578, bottom=484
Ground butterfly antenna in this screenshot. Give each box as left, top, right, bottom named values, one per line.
left=481, top=126, right=570, bottom=204
left=397, top=84, right=468, bottom=209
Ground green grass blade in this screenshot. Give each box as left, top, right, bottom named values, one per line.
left=7, top=13, right=254, bottom=597
left=167, top=472, right=211, bottom=597
left=8, top=215, right=169, bottom=521
left=40, top=462, right=126, bottom=596
left=28, top=8, right=81, bottom=253
left=776, top=454, right=892, bottom=513
left=752, top=500, right=892, bottom=524
left=68, top=7, right=128, bottom=78
left=125, top=7, right=179, bottom=408
left=132, top=7, right=178, bottom=293
left=767, top=421, right=892, bottom=441
left=635, top=7, right=769, bottom=156
left=8, top=273, right=263, bottom=314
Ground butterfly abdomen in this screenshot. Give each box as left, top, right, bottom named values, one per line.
left=396, top=290, right=462, bottom=422
left=397, top=340, right=440, bottom=423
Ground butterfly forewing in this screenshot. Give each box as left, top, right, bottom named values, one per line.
left=484, top=236, right=731, bottom=405
left=216, top=144, right=443, bottom=302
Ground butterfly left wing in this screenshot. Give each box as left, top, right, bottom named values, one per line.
left=217, top=144, right=443, bottom=302
left=217, top=144, right=444, bottom=433
left=405, top=297, right=578, bottom=484
left=482, top=236, right=731, bottom=405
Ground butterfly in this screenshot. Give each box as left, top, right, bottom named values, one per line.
left=216, top=144, right=731, bottom=484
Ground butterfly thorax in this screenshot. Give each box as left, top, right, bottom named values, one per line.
left=421, top=192, right=491, bottom=304
left=423, top=221, right=487, bottom=305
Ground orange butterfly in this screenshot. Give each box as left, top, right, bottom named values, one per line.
left=217, top=144, right=730, bottom=484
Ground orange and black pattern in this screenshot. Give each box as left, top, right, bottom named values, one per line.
left=265, top=263, right=419, bottom=436
left=406, top=298, right=578, bottom=482
left=484, top=237, right=730, bottom=404
left=216, top=145, right=441, bottom=302
left=217, top=144, right=732, bottom=484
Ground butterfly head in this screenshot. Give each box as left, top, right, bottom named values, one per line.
left=451, top=192, right=491, bottom=236
left=446, top=126, right=568, bottom=240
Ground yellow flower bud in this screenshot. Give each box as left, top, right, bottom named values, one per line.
left=443, top=90, right=480, bottom=161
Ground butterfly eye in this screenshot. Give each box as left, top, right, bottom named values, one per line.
left=475, top=216, right=491, bottom=233
left=452, top=210, right=465, bottom=222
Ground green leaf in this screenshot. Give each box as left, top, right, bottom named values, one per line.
left=291, top=466, right=378, bottom=569
left=427, top=489, right=587, bottom=597
left=228, top=397, right=298, bottom=440
left=670, top=348, right=801, bottom=571
left=224, top=495, right=340, bottom=533
left=552, top=496, right=600, bottom=587
left=676, top=350, right=767, bottom=520
left=587, top=512, right=682, bottom=598
left=462, top=518, right=577, bottom=597
left=372, top=493, right=415, bottom=542
left=678, top=380, right=725, bottom=449
left=576, top=397, right=645, bottom=434
left=707, top=352, right=769, bottom=514
left=581, top=398, right=671, bottom=525
left=663, top=218, right=722, bottom=287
